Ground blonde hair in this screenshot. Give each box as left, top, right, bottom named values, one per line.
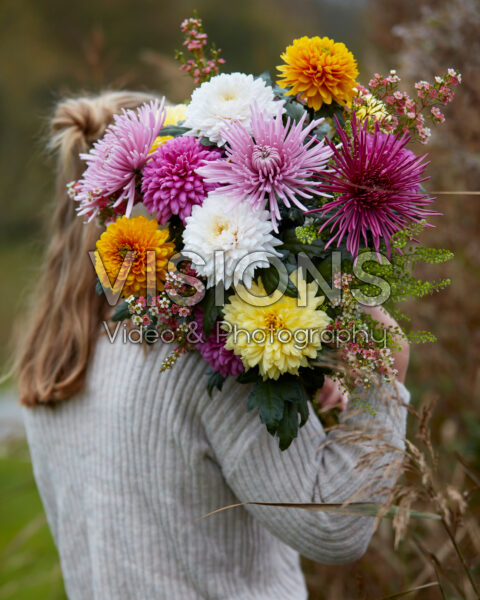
left=15, top=90, right=157, bottom=406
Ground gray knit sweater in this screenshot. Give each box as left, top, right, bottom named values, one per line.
left=23, top=332, right=410, bottom=600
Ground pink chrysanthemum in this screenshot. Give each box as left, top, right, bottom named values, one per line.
left=76, top=99, right=166, bottom=219
left=197, top=105, right=333, bottom=231
left=194, top=310, right=244, bottom=378
left=309, top=117, right=437, bottom=257
left=141, top=137, right=221, bottom=224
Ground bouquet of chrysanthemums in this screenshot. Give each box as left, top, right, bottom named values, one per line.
left=69, top=14, right=461, bottom=449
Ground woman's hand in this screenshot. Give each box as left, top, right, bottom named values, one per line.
left=315, top=305, right=410, bottom=411
left=315, top=376, right=349, bottom=412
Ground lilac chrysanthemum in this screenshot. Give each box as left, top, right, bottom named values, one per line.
left=309, top=117, right=437, bottom=257
left=197, top=105, right=333, bottom=231
left=76, top=99, right=166, bottom=220
left=141, top=137, right=221, bottom=224
left=194, top=310, right=244, bottom=378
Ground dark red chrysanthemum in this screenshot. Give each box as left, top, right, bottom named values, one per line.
left=309, top=117, right=437, bottom=257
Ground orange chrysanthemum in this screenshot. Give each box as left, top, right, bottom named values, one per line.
left=277, top=36, right=359, bottom=111
left=95, top=215, right=175, bottom=298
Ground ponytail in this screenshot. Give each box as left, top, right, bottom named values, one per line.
left=15, top=90, right=157, bottom=406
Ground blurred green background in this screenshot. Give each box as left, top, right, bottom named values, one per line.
left=1, top=0, right=479, bottom=598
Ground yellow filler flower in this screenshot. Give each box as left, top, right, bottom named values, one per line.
left=351, top=91, right=391, bottom=132
left=149, top=104, right=188, bottom=154
left=277, top=36, right=359, bottom=110
left=222, top=270, right=331, bottom=380
left=95, top=215, right=175, bottom=298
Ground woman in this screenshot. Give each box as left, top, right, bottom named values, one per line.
left=16, top=91, right=410, bottom=600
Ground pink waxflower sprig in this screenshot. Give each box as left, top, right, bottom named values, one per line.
left=175, top=12, right=226, bottom=85
left=123, top=261, right=204, bottom=370
left=126, top=292, right=192, bottom=330
left=364, top=68, right=461, bottom=143
left=125, top=286, right=195, bottom=371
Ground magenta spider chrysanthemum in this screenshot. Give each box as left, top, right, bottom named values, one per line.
left=141, top=137, right=221, bottom=224
left=309, top=117, right=437, bottom=257
left=197, top=105, right=333, bottom=231
left=76, top=99, right=166, bottom=220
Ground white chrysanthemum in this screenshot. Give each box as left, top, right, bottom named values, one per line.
left=182, top=192, right=282, bottom=289
left=183, top=72, right=282, bottom=145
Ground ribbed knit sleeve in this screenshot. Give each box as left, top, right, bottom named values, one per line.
left=200, top=378, right=410, bottom=564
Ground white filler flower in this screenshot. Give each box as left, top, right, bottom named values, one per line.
left=183, top=72, right=282, bottom=145
left=182, top=192, right=282, bottom=289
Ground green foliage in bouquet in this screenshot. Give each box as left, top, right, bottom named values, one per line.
left=353, top=220, right=453, bottom=338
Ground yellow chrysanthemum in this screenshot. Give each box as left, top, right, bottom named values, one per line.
left=277, top=36, right=359, bottom=110
left=222, top=270, right=331, bottom=380
left=355, top=94, right=389, bottom=121
left=350, top=91, right=392, bottom=132
left=95, top=215, right=175, bottom=298
left=149, top=104, right=188, bottom=154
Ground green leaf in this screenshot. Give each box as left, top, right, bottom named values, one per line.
left=283, top=100, right=307, bottom=124
left=277, top=402, right=300, bottom=450
left=279, top=204, right=306, bottom=225
left=277, top=376, right=309, bottom=448
left=112, top=301, right=131, bottom=322
left=201, top=287, right=219, bottom=338
left=198, top=136, right=215, bottom=146
left=259, top=264, right=298, bottom=298
left=312, top=120, right=333, bottom=141
left=299, top=366, right=326, bottom=393
left=281, top=228, right=326, bottom=257
left=236, top=369, right=262, bottom=384
left=276, top=248, right=298, bottom=269
left=95, top=279, right=103, bottom=296
left=314, top=255, right=340, bottom=282
left=272, top=83, right=287, bottom=98
left=248, top=375, right=310, bottom=450
left=257, top=71, right=272, bottom=86
left=247, top=380, right=285, bottom=432
left=158, top=125, right=190, bottom=137
left=207, top=369, right=226, bottom=397
left=315, top=101, right=345, bottom=125
left=168, top=214, right=185, bottom=250
left=298, top=392, right=309, bottom=427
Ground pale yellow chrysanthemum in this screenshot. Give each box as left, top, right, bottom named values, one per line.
left=222, top=270, right=331, bottom=380
left=149, top=104, right=188, bottom=154
left=351, top=91, right=392, bottom=132
left=277, top=36, right=359, bottom=110
left=355, top=93, right=389, bottom=122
